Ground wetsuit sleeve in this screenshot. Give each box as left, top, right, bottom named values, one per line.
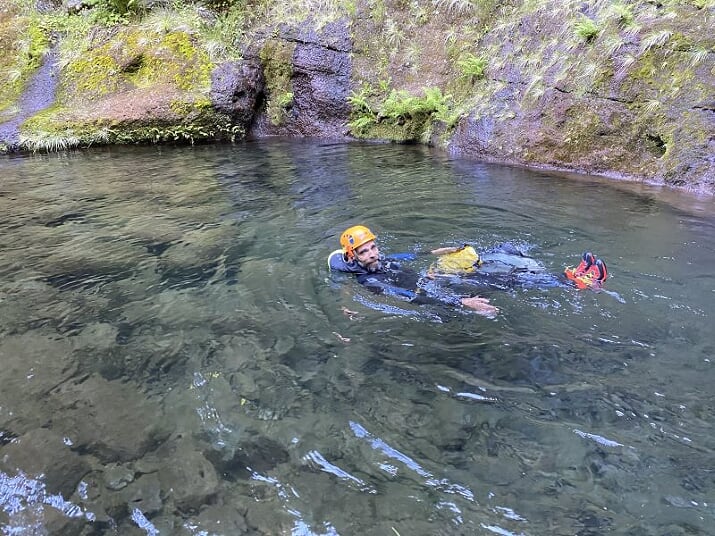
left=356, top=268, right=461, bottom=306
left=389, top=253, right=417, bottom=261
left=328, top=250, right=353, bottom=272
left=331, top=255, right=464, bottom=308
left=356, top=274, right=417, bottom=299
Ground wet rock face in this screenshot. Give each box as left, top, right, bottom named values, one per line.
left=210, top=60, right=264, bottom=128
left=248, top=20, right=353, bottom=139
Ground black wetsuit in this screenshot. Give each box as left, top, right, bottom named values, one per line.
left=464, top=243, right=565, bottom=290
left=327, top=251, right=462, bottom=306
left=328, top=242, right=564, bottom=302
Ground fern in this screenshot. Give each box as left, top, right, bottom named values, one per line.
left=574, top=17, right=600, bottom=42
left=457, top=53, right=487, bottom=80
left=610, top=3, right=634, bottom=27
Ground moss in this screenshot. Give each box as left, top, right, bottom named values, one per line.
left=61, top=27, right=212, bottom=101
left=19, top=103, right=244, bottom=150
left=259, top=38, right=296, bottom=125
left=157, top=31, right=212, bottom=91
left=67, top=55, right=122, bottom=96
left=27, top=19, right=50, bottom=69
left=0, top=11, right=50, bottom=114
left=557, top=106, right=604, bottom=159
left=631, top=51, right=659, bottom=81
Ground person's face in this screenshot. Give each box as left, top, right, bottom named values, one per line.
left=354, top=240, right=380, bottom=271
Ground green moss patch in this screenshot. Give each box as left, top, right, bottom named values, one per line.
left=259, top=38, right=296, bottom=126
left=61, top=27, right=212, bottom=102
left=19, top=100, right=242, bottom=151
left=0, top=8, right=50, bottom=116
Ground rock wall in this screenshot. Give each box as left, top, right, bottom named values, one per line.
left=0, top=1, right=713, bottom=194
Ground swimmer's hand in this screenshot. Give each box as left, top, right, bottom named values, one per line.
left=460, top=296, right=499, bottom=318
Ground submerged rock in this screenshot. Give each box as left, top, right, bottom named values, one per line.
left=51, top=375, right=170, bottom=463
left=155, top=440, right=220, bottom=512
left=0, top=428, right=90, bottom=497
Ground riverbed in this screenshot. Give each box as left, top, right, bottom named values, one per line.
left=1, top=140, right=713, bottom=535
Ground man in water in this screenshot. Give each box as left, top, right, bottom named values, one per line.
left=328, top=225, right=499, bottom=318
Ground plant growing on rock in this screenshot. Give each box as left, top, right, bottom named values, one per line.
left=348, top=85, right=454, bottom=141
left=457, top=53, right=487, bottom=81
left=574, top=17, right=600, bottom=42
left=639, top=29, right=673, bottom=54
left=434, top=0, right=477, bottom=15
left=203, top=0, right=240, bottom=12
left=259, top=39, right=295, bottom=126
left=609, top=3, right=635, bottom=28
left=347, top=84, right=378, bottom=133
left=85, top=0, right=142, bottom=21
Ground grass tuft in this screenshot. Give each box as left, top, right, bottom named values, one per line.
left=639, top=30, right=673, bottom=54
left=433, top=0, right=477, bottom=15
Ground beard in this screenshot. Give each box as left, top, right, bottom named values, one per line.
left=363, top=257, right=384, bottom=272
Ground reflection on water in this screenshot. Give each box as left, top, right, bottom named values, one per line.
left=0, top=140, right=713, bottom=535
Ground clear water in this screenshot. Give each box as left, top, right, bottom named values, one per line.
left=0, top=140, right=713, bottom=535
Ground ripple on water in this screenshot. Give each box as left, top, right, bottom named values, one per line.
left=0, top=141, right=714, bottom=534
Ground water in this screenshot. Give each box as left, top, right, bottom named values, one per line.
left=0, top=140, right=713, bottom=535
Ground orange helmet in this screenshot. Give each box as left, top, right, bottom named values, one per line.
left=340, top=225, right=376, bottom=259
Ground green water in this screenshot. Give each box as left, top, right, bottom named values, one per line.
left=0, top=140, right=713, bottom=535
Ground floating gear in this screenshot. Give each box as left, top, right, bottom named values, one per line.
left=429, top=245, right=482, bottom=275
left=565, top=252, right=608, bottom=289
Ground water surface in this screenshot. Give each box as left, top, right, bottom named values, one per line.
left=0, top=140, right=713, bottom=535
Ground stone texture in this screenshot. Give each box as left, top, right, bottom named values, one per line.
left=154, top=440, right=220, bottom=512
left=0, top=428, right=90, bottom=497
left=50, top=375, right=170, bottom=463
left=1, top=3, right=712, bottom=193
left=247, top=20, right=353, bottom=139
left=210, top=60, right=264, bottom=128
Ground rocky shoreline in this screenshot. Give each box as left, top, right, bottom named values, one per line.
left=1, top=0, right=713, bottom=194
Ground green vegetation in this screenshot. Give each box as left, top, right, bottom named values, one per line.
left=19, top=103, right=243, bottom=152
left=456, top=53, right=487, bottom=81
left=348, top=85, right=456, bottom=142
left=609, top=3, right=635, bottom=28
left=1, top=0, right=713, bottom=191
left=640, top=30, right=674, bottom=54
left=433, top=0, right=477, bottom=15
left=57, top=26, right=212, bottom=101
left=0, top=6, right=50, bottom=115
left=203, top=0, right=241, bottom=11
left=259, top=39, right=296, bottom=126
left=574, top=17, right=600, bottom=42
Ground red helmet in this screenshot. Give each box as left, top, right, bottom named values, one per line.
left=340, top=225, right=376, bottom=259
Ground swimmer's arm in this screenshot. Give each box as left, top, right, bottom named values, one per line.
left=430, top=246, right=462, bottom=256
left=389, top=246, right=465, bottom=260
